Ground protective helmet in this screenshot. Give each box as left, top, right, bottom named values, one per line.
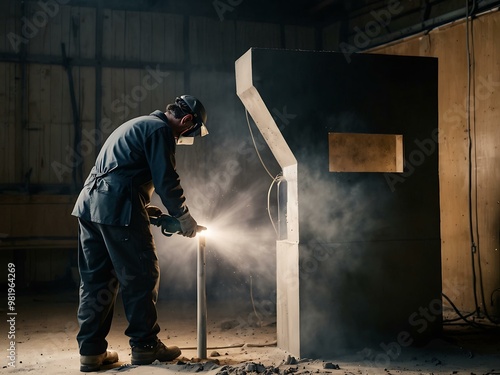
left=175, top=95, right=208, bottom=138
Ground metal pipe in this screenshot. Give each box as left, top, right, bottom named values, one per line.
left=197, top=235, right=207, bottom=359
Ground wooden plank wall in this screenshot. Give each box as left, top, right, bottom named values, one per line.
left=369, top=11, right=500, bottom=316
left=0, top=62, right=21, bottom=183
left=0, top=2, right=96, bottom=186
left=0, top=0, right=316, bottom=286
left=0, top=2, right=317, bottom=188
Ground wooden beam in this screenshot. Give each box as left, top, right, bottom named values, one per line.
left=183, top=15, right=191, bottom=93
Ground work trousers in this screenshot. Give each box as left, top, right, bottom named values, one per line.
left=76, top=216, right=161, bottom=355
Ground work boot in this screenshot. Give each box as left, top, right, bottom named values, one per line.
left=80, top=350, right=119, bottom=372
left=131, top=340, right=181, bottom=365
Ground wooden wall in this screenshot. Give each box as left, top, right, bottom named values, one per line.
left=368, top=11, right=500, bottom=316
left=0, top=0, right=316, bottom=285
left=0, top=2, right=316, bottom=188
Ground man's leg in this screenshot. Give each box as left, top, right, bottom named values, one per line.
left=77, top=218, right=119, bottom=356
left=98, top=216, right=161, bottom=347
left=93, top=214, right=180, bottom=364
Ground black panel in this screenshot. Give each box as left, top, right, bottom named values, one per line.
left=248, top=48, right=441, bottom=358
left=250, top=49, right=439, bottom=242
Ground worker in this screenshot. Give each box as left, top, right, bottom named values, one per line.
left=72, top=95, right=208, bottom=372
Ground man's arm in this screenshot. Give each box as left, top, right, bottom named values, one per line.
left=144, top=126, right=199, bottom=237
left=144, top=127, right=187, bottom=218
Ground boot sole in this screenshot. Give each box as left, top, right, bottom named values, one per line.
left=131, top=349, right=181, bottom=365
left=80, top=364, right=101, bottom=372
left=80, top=358, right=118, bottom=372
left=131, top=358, right=156, bottom=365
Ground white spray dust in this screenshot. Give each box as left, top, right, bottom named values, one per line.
left=150, top=131, right=280, bottom=306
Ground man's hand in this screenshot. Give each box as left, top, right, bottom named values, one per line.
left=146, top=205, right=163, bottom=217
left=177, top=212, right=198, bottom=238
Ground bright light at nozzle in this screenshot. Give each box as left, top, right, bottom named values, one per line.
left=196, top=226, right=214, bottom=238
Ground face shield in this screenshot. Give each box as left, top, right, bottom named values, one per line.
left=175, top=95, right=208, bottom=145
left=177, top=123, right=209, bottom=145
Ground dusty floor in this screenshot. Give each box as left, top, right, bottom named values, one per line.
left=1, top=290, right=500, bottom=375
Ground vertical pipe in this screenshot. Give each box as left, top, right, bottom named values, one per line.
left=197, top=235, right=207, bottom=359
left=95, top=1, right=104, bottom=155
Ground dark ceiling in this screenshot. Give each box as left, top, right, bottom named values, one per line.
left=61, top=0, right=500, bottom=24
left=68, top=0, right=500, bottom=48
left=72, top=0, right=353, bottom=26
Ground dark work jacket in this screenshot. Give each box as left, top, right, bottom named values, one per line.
left=72, top=110, right=187, bottom=226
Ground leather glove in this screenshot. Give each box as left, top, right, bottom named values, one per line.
left=177, top=211, right=198, bottom=238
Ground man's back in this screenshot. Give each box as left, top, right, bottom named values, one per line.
left=72, top=110, right=185, bottom=226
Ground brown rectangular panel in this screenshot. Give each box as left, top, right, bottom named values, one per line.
left=328, top=132, right=403, bottom=172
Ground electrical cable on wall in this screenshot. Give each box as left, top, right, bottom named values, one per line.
left=443, top=293, right=484, bottom=329
left=443, top=293, right=500, bottom=331
left=245, top=109, right=283, bottom=236
left=267, top=172, right=283, bottom=236
left=465, top=0, right=481, bottom=319
left=469, top=2, right=499, bottom=326
left=244, top=108, right=284, bottom=331
left=245, top=109, right=274, bottom=180
left=465, top=0, right=499, bottom=325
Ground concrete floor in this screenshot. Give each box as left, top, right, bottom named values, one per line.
left=2, top=290, right=499, bottom=374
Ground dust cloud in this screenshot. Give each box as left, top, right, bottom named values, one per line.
left=150, top=127, right=280, bottom=309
